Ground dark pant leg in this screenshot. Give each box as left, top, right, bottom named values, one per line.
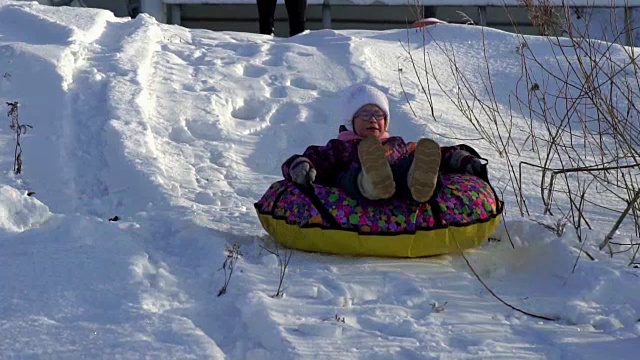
left=284, top=0, right=307, bottom=36
left=257, top=0, right=277, bottom=35
left=391, top=156, right=413, bottom=200
left=336, top=165, right=365, bottom=200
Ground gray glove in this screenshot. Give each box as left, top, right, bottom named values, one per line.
left=465, top=158, right=484, bottom=177
left=290, top=158, right=316, bottom=185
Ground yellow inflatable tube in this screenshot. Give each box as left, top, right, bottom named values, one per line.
left=257, top=213, right=501, bottom=258
left=254, top=173, right=503, bottom=258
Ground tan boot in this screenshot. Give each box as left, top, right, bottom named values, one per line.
left=408, top=138, right=441, bottom=202
left=357, top=136, right=395, bottom=200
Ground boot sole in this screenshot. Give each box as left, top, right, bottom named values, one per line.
left=358, top=136, right=395, bottom=199
left=409, top=138, right=441, bottom=202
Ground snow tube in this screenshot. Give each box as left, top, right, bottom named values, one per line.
left=413, top=17, right=448, bottom=28
left=254, top=173, right=503, bottom=258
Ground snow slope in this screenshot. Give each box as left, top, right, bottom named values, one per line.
left=0, top=1, right=638, bottom=358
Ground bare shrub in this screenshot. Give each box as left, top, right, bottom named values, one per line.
left=261, top=241, right=293, bottom=298
left=510, top=2, right=640, bottom=255
left=218, top=242, right=242, bottom=297
left=399, top=1, right=640, bottom=265
left=6, top=101, right=32, bottom=175
left=519, top=0, right=562, bottom=36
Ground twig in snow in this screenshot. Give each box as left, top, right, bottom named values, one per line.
left=628, top=238, right=640, bottom=267
left=497, top=188, right=515, bottom=249
left=6, top=102, right=32, bottom=174
left=531, top=215, right=569, bottom=238
left=431, top=301, right=447, bottom=313
left=218, top=242, right=241, bottom=297
left=453, top=234, right=557, bottom=322
left=572, top=234, right=591, bottom=274
left=260, top=242, right=293, bottom=298
left=600, top=188, right=640, bottom=254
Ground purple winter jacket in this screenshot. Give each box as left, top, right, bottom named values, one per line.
left=282, top=135, right=480, bottom=187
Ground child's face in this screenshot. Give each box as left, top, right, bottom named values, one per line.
left=353, top=104, right=387, bottom=138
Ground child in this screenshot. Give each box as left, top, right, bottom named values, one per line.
left=282, top=84, right=485, bottom=202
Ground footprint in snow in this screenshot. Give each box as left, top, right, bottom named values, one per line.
left=194, top=191, right=217, bottom=205
left=200, top=85, right=220, bottom=93
left=262, top=54, right=283, bottom=67
left=296, top=323, right=343, bottom=338
left=182, top=83, right=198, bottom=92
left=295, top=51, right=314, bottom=57
left=217, top=42, right=263, bottom=58
left=290, top=77, right=317, bottom=90
left=231, top=100, right=267, bottom=121
left=185, top=117, right=224, bottom=141
left=194, top=164, right=226, bottom=184
left=261, top=47, right=285, bottom=67
left=168, top=124, right=195, bottom=144
left=269, top=86, right=288, bottom=98
left=242, top=63, right=268, bottom=78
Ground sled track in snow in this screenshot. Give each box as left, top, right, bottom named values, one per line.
left=60, top=17, right=166, bottom=216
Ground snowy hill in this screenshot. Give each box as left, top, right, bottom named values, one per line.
left=0, top=1, right=638, bottom=358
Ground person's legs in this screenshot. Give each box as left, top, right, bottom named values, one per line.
left=340, top=154, right=444, bottom=202
left=407, top=138, right=441, bottom=202
left=257, top=0, right=277, bottom=35
left=285, top=0, right=307, bottom=36
left=391, top=156, right=413, bottom=200
left=336, top=165, right=363, bottom=199
left=391, top=142, right=444, bottom=202
left=358, top=136, right=395, bottom=200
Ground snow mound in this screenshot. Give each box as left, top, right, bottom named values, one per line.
left=0, top=185, right=51, bottom=233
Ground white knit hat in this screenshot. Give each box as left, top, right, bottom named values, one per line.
left=341, top=84, right=390, bottom=131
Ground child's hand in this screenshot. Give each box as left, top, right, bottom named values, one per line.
left=290, top=158, right=316, bottom=185
left=465, top=158, right=485, bottom=177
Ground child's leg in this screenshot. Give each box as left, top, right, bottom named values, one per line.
left=391, top=156, right=413, bottom=200
left=392, top=155, right=444, bottom=201
left=408, top=138, right=441, bottom=202
left=336, top=165, right=363, bottom=199
left=357, top=136, right=395, bottom=200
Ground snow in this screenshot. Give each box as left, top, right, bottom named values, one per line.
left=0, top=0, right=639, bottom=358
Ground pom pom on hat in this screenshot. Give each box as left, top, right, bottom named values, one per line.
left=342, top=84, right=390, bottom=131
